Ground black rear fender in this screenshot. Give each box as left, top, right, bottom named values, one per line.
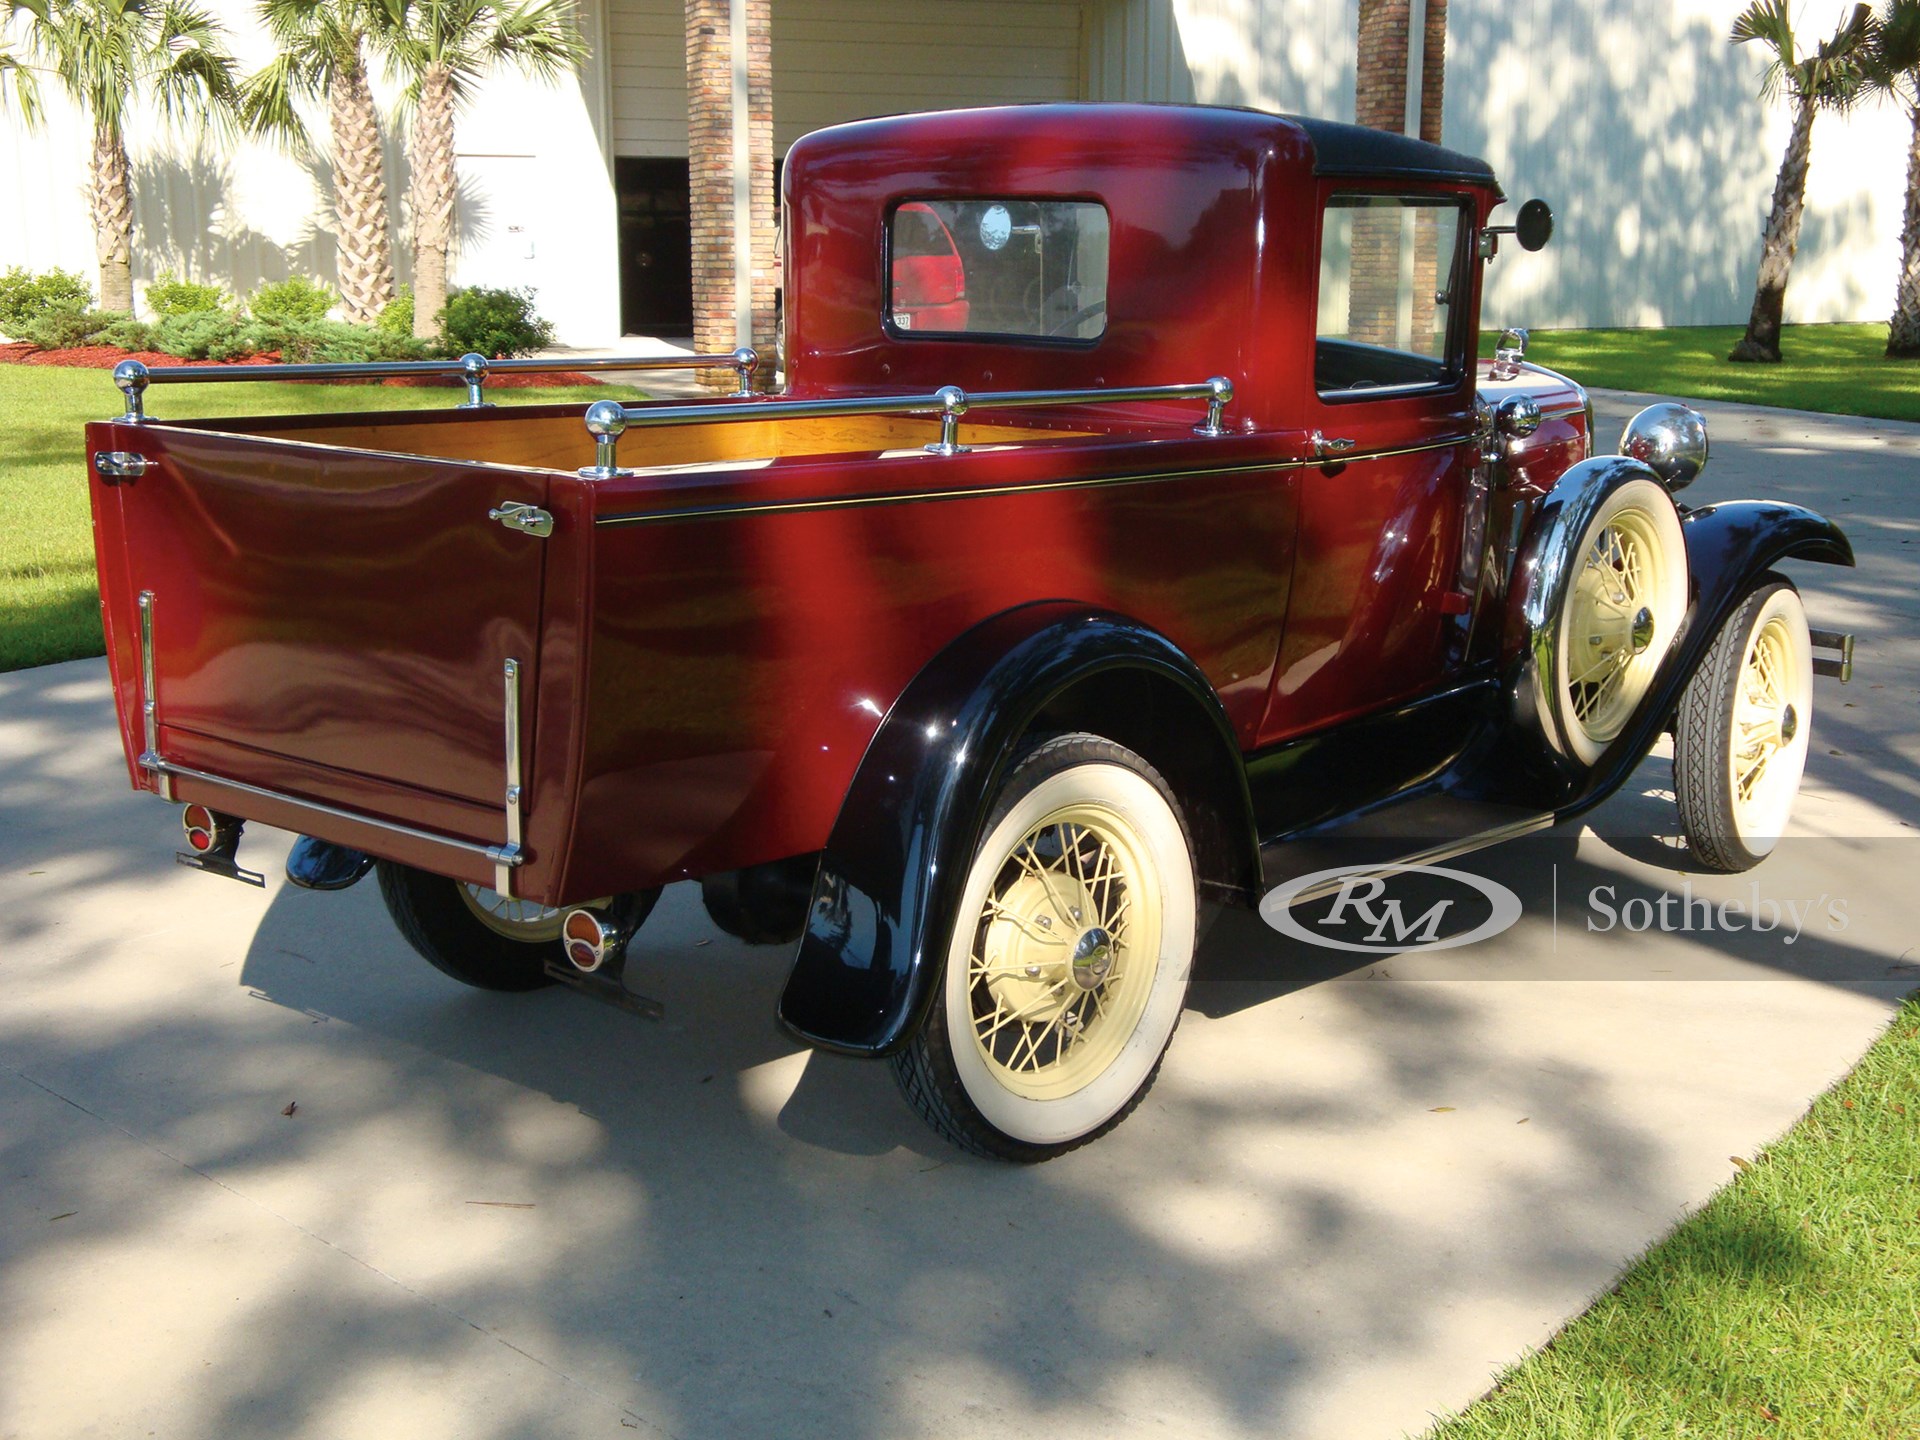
left=776, top=602, right=1258, bottom=1057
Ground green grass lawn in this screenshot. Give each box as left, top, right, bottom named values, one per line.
left=0, top=363, right=644, bottom=672
left=1427, top=995, right=1920, bottom=1440
left=1485, top=322, right=1920, bottom=424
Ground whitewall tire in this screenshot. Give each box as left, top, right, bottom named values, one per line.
left=890, top=733, right=1197, bottom=1161
left=1675, top=579, right=1814, bottom=871
left=1555, top=478, right=1689, bottom=766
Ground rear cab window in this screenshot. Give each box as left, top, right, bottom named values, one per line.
left=1314, top=195, right=1470, bottom=399
left=887, top=199, right=1110, bottom=342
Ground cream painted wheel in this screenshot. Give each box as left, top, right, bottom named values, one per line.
left=1556, top=480, right=1688, bottom=765
left=459, top=884, right=566, bottom=942
left=1676, top=580, right=1813, bottom=871
left=891, top=734, right=1195, bottom=1161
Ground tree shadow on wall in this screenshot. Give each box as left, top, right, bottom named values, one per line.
left=1444, top=6, right=1884, bottom=330
left=131, top=145, right=335, bottom=296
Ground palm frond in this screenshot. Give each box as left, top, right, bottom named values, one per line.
left=1733, top=0, right=1798, bottom=104
left=238, top=50, right=315, bottom=150
left=151, top=0, right=241, bottom=137
left=0, top=42, right=43, bottom=126
left=1870, top=0, right=1920, bottom=102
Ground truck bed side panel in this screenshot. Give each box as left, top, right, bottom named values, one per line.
left=562, top=433, right=1296, bottom=900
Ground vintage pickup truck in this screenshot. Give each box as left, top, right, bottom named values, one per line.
left=87, top=104, right=1855, bottom=1161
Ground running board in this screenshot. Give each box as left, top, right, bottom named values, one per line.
left=1260, top=797, right=1556, bottom=909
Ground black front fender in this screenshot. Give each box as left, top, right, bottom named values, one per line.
left=776, top=602, right=1255, bottom=1058
left=1557, top=498, right=1854, bottom=817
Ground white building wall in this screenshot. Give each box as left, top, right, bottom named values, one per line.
left=1083, top=0, right=1911, bottom=329
left=0, top=0, right=622, bottom=345
left=608, top=0, right=687, bottom=156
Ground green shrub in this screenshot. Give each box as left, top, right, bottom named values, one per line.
left=0, top=267, right=94, bottom=336
left=248, top=275, right=337, bottom=325
left=22, top=305, right=130, bottom=351
left=151, top=311, right=279, bottom=361
left=144, top=272, right=231, bottom=319
left=374, top=285, right=413, bottom=338
left=98, top=316, right=157, bottom=352
left=434, top=285, right=553, bottom=359
left=275, top=320, right=428, bottom=364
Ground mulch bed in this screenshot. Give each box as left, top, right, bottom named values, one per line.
left=0, top=340, right=602, bottom=388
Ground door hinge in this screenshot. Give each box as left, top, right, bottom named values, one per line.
left=489, top=501, right=553, bottom=539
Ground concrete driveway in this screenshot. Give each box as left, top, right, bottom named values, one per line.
left=2, top=392, right=1916, bottom=1440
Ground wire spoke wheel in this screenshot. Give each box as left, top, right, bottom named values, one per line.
left=890, top=734, right=1196, bottom=1162
left=1676, top=580, right=1813, bottom=872
left=964, top=808, right=1159, bottom=1102
left=458, top=883, right=567, bottom=942
left=1554, top=479, right=1687, bottom=765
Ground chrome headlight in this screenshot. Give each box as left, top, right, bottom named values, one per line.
left=1620, top=403, right=1708, bottom=492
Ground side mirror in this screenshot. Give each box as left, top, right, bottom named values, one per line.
left=1514, top=198, right=1554, bottom=252
left=1479, top=198, right=1555, bottom=259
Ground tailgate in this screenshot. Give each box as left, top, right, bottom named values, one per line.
left=91, top=421, right=553, bottom=829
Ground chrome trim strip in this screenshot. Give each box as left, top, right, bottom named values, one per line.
left=1284, top=812, right=1556, bottom=907
left=500, top=659, right=524, bottom=898
left=137, top=591, right=171, bottom=801
left=138, top=757, right=524, bottom=873
left=591, top=432, right=1476, bottom=528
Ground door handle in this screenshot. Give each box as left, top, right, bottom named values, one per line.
left=1310, top=432, right=1356, bottom=459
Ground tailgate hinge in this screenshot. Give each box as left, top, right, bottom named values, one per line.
left=489, top=501, right=553, bottom=539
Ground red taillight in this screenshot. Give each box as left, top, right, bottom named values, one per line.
left=182, top=804, right=216, bottom=852
left=561, top=909, right=611, bottom=972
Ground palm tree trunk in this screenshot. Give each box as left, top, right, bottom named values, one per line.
left=329, top=50, right=395, bottom=325
left=408, top=64, right=457, bottom=340
left=1889, top=102, right=1920, bottom=360
left=90, top=124, right=135, bottom=316
left=1730, top=94, right=1817, bottom=364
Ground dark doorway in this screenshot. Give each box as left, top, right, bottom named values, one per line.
left=616, top=157, right=693, bottom=336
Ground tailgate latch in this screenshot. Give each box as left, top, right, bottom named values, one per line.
left=489, top=501, right=554, bottom=539
left=95, top=451, right=150, bottom=482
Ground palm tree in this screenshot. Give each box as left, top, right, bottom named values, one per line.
left=10, top=0, right=240, bottom=315
left=239, top=0, right=395, bottom=323
left=1869, top=0, right=1920, bottom=356
left=370, top=0, right=586, bottom=339
left=1728, top=1, right=1874, bottom=363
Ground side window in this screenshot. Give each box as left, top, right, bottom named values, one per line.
left=888, top=199, right=1109, bottom=341
left=1315, top=196, right=1467, bottom=397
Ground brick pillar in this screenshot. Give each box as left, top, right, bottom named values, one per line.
left=1354, top=0, right=1410, bottom=134
left=1419, top=0, right=1448, bottom=144
left=687, top=0, right=775, bottom=391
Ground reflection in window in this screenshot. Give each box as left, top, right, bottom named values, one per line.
left=889, top=199, right=1109, bottom=341
left=1315, top=196, right=1466, bottom=396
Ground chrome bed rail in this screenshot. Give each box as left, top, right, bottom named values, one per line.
left=577, top=376, right=1237, bottom=476
left=110, top=346, right=762, bottom=421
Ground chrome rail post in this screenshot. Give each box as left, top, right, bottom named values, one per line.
left=730, top=346, right=760, bottom=397
left=579, top=400, right=631, bottom=478
left=491, top=657, right=525, bottom=897
left=924, top=386, right=971, bottom=456
left=114, top=359, right=150, bottom=423
left=458, top=353, right=492, bottom=409
left=1194, top=376, right=1234, bottom=437
left=137, top=590, right=171, bottom=800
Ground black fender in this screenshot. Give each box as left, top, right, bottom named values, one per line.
left=776, top=602, right=1260, bottom=1057
left=1555, top=497, right=1854, bottom=819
